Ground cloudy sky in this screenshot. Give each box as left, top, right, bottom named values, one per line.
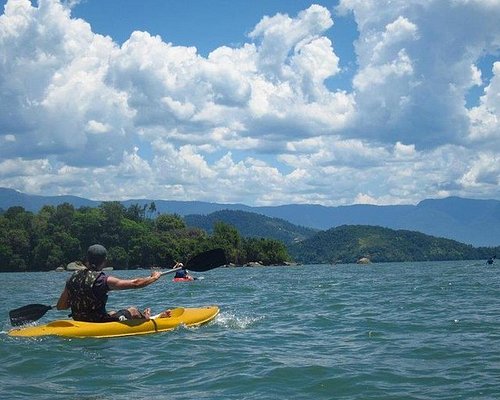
left=0, top=0, right=499, bottom=206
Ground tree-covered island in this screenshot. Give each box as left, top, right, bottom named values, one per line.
left=0, top=202, right=289, bottom=272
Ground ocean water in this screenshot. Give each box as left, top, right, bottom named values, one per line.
left=1, top=260, right=499, bottom=399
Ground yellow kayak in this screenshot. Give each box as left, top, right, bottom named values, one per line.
left=8, top=306, right=219, bottom=339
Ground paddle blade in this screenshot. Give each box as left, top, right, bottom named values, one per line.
left=9, top=304, right=53, bottom=326
left=186, top=248, right=227, bottom=272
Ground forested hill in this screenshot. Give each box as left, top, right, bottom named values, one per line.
left=1, top=188, right=499, bottom=247
left=288, top=225, right=499, bottom=264
left=184, top=210, right=317, bottom=245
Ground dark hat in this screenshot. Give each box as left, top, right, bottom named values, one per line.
left=87, top=244, right=107, bottom=266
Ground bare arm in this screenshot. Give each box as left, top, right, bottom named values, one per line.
left=56, top=286, right=70, bottom=310
left=107, top=270, right=162, bottom=291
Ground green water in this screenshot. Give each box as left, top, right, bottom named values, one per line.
left=1, top=261, right=499, bottom=399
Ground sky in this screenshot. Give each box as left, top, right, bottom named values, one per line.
left=0, top=0, right=499, bottom=206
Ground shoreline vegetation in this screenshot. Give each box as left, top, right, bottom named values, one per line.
left=0, top=202, right=289, bottom=273
left=0, top=202, right=498, bottom=272
left=53, top=260, right=300, bottom=273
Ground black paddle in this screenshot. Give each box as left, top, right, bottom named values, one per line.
left=9, top=248, right=227, bottom=326
left=164, top=248, right=227, bottom=275
left=9, top=304, right=54, bottom=327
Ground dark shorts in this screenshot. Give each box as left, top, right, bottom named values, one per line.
left=112, top=309, right=133, bottom=321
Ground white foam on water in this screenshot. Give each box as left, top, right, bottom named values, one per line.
left=215, top=311, right=264, bottom=330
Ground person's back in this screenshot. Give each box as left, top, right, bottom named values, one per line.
left=66, top=268, right=109, bottom=322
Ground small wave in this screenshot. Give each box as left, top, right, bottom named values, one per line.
left=215, top=311, right=264, bottom=330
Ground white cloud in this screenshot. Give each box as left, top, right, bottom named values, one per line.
left=353, top=49, right=414, bottom=91
left=339, top=0, right=500, bottom=148
left=86, top=120, right=111, bottom=134
left=0, top=157, right=51, bottom=178
left=354, top=193, right=380, bottom=205
left=0, top=0, right=499, bottom=206
left=0, top=0, right=133, bottom=166
left=468, top=61, right=500, bottom=144
left=249, top=4, right=334, bottom=79
left=459, top=153, right=500, bottom=188
left=393, top=141, right=416, bottom=159
left=371, top=16, right=419, bottom=64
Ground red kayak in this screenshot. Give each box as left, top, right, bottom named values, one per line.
left=173, top=276, right=195, bottom=282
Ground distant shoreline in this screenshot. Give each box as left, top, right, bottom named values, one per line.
left=1, top=258, right=495, bottom=273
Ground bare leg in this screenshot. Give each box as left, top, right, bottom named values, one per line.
left=158, top=309, right=171, bottom=318
left=151, top=309, right=172, bottom=319
left=110, top=307, right=166, bottom=320
left=127, top=307, right=148, bottom=319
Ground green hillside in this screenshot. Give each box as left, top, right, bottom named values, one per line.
left=289, top=225, right=499, bottom=264
left=184, top=210, right=317, bottom=245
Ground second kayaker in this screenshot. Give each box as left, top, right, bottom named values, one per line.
left=173, top=264, right=194, bottom=280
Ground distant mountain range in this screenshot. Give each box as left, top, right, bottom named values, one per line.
left=0, top=187, right=499, bottom=247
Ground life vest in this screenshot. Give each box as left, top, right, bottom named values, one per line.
left=174, top=269, right=187, bottom=278
left=66, top=269, right=109, bottom=322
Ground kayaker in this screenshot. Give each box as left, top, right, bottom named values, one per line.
left=56, top=244, right=170, bottom=322
left=174, top=264, right=193, bottom=279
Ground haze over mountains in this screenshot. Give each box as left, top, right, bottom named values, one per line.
left=0, top=187, right=499, bottom=247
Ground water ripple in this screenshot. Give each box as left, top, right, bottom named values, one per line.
left=1, top=261, right=500, bottom=399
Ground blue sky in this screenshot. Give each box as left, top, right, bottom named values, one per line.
left=0, top=0, right=499, bottom=206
